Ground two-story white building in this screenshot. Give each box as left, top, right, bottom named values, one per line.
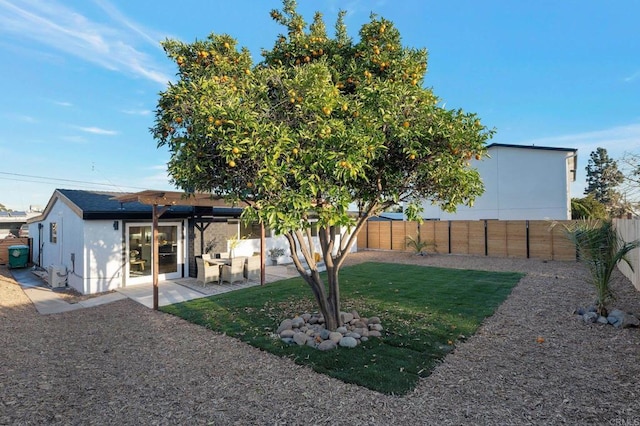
left=418, top=143, right=577, bottom=221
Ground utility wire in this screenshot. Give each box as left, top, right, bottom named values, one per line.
left=0, top=171, right=150, bottom=191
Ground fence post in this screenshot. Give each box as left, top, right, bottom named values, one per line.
left=484, top=220, right=488, bottom=256
left=526, top=220, right=530, bottom=259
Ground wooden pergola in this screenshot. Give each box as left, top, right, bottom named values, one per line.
left=113, top=190, right=265, bottom=310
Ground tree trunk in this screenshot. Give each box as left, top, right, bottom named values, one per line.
left=285, top=230, right=342, bottom=330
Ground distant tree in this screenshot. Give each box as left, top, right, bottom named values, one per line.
left=571, top=195, right=608, bottom=220
left=0, top=203, right=10, bottom=212
left=618, top=151, right=640, bottom=214
left=584, top=147, right=623, bottom=208
left=152, top=0, right=493, bottom=330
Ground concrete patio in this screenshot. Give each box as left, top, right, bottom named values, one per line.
left=10, top=264, right=300, bottom=314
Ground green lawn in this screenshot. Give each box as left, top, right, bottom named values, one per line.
left=161, top=261, right=524, bottom=395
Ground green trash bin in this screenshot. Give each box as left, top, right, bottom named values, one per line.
left=8, top=245, right=29, bottom=269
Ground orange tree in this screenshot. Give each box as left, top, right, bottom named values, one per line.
left=152, top=0, right=493, bottom=331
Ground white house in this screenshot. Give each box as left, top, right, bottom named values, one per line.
left=28, top=189, right=353, bottom=294
left=419, top=143, right=577, bottom=221
left=27, top=189, right=199, bottom=294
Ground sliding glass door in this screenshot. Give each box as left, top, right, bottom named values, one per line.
left=126, top=222, right=182, bottom=285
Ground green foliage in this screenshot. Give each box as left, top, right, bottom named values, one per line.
left=153, top=0, right=493, bottom=235
left=405, top=231, right=435, bottom=255
left=562, top=220, right=640, bottom=316
left=162, top=262, right=522, bottom=395
left=584, top=147, right=624, bottom=208
left=152, top=0, right=494, bottom=328
left=571, top=195, right=608, bottom=220
left=268, top=247, right=285, bottom=259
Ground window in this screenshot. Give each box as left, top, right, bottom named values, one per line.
left=50, top=222, right=57, bottom=243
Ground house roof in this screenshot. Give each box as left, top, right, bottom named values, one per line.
left=62, top=189, right=196, bottom=220
left=29, top=189, right=243, bottom=222
left=487, top=143, right=577, bottom=153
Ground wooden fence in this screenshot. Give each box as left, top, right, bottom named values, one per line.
left=357, top=220, right=578, bottom=261
left=614, top=219, right=640, bottom=291
left=0, top=238, right=31, bottom=265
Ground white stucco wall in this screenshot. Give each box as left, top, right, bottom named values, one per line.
left=83, top=220, right=125, bottom=294
left=420, top=145, right=574, bottom=220
left=34, top=199, right=85, bottom=293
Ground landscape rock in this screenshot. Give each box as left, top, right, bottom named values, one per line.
left=277, top=319, right=293, bottom=334
left=607, top=309, right=640, bottom=328
left=583, top=312, right=598, bottom=323
left=339, top=336, right=358, bottom=348
left=317, top=340, right=337, bottom=351
left=291, top=317, right=305, bottom=328
left=275, top=311, right=384, bottom=350
left=575, top=307, right=640, bottom=329
left=341, top=312, right=354, bottom=324
left=293, top=332, right=309, bottom=346
left=329, top=332, right=343, bottom=343
left=280, top=329, right=295, bottom=338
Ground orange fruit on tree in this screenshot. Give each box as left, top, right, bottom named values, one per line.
left=403, top=121, right=410, bottom=128
left=409, top=154, right=416, bottom=160
left=228, top=160, right=236, bottom=167
left=232, top=147, right=240, bottom=154
left=214, top=119, right=223, bottom=127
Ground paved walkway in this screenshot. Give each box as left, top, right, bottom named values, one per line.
left=9, top=265, right=299, bottom=315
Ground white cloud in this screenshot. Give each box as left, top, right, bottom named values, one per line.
left=54, top=101, right=73, bottom=107
left=624, top=71, right=640, bottom=83
left=516, top=123, right=640, bottom=158
left=0, top=0, right=171, bottom=85
left=121, top=109, right=151, bottom=116
left=76, top=126, right=119, bottom=135
left=6, top=113, right=37, bottom=123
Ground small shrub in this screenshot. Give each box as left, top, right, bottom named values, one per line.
left=406, top=232, right=435, bottom=255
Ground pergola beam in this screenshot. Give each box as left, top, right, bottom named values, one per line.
left=113, top=191, right=262, bottom=310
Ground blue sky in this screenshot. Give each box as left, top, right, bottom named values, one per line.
left=1, top=0, right=639, bottom=211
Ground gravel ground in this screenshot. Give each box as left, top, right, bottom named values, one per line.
left=1, top=251, right=639, bottom=425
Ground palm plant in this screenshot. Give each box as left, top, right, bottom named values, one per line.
left=406, top=231, right=436, bottom=256
left=562, top=220, right=640, bottom=316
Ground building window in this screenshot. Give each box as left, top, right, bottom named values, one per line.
left=50, top=222, right=57, bottom=243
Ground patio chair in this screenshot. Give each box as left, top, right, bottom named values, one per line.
left=221, top=256, right=247, bottom=284
left=196, top=257, right=220, bottom=286
left=244, top=255, right=261, bottom=282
